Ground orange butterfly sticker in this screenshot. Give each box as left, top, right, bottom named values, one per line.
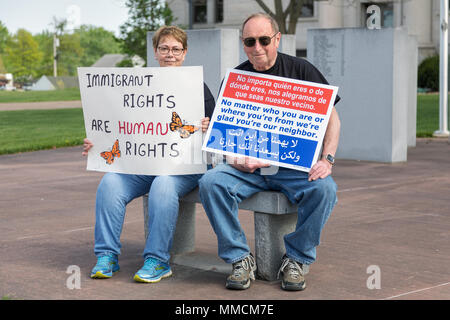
left=100, top=139, right=121, bottom=165
left=169, top=111, right=199, bottom=138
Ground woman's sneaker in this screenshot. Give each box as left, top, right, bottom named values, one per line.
left=90, top=253, right=120, bottom=279
left=278, top=255, right=306, bottom=291
left=133, top=257, right=172, bottom=283
left=225, top=254, right=256, bottom=290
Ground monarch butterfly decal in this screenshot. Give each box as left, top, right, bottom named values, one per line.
left=169, top=112, right=199, bottom=139
left=100, top=139, right=121, bottom=165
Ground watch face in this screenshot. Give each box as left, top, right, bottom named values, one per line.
left=326, top=154, right=335, bottom=164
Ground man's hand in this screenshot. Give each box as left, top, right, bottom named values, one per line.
left=201, top=117, right=210, bottom=133
left=308, top=159, right=332, bottom=181
left=227, top=156, right=270, bottom=173
left=308, top=107, right=340, bottom=181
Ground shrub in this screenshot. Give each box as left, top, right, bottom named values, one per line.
left=418, top=55, right=439, bottom=91
left=116, top=58, right=134, bottom=67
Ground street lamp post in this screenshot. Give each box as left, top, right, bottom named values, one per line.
left=435, top=0, right=450, bottom=137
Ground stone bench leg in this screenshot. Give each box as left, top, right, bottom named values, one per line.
left=143, top=195, right=196, bottom=256
left=254, top=212, right=297, bottom=281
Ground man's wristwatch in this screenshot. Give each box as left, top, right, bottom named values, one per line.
left=323, top=154, right=335, bottom=165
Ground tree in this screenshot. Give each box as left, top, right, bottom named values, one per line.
left=34, top=30, right=54, bottom=77
left=119, top=0, right=175, bottom=63
left=58, top=31, right=84, bottom=76
left=0, top=56, right=6, bottom=74
left=0, top=21, right=10, bottom=54
left=0, top=21, right=10, bottom=73
left=34, top=22, right=123, bottom=77
left=76, top=25, right=122, bottom=67
left=255, top=0, right=315, bottom=34
left=49, top=17, right=84, bottom=76
left=3, top=29, right=43, bottom=82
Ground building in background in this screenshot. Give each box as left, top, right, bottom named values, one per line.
left=31, top=76, right=79, bottom=91
left=168, top=0, right=443, bottom=62
left=0, top=73, right=15, bottom=91
left=91, top=54, right=145, bottom=67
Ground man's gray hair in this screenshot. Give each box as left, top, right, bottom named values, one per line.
left=241, top=13, right=280, bottom=35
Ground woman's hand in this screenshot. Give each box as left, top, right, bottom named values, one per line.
left=82, top=138, right=93, bottom=156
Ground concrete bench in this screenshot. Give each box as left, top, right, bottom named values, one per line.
left=143, top=189, right=308, bottom=281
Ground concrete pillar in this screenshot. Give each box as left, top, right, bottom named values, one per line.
left=307, top=28, right=417, bottom=162
left=403, top=1, right=439, bottom=46
left=393, top=0, right=403, bottom=27
left=318, top=0, right=343, bottom=28
left=342, top=1, right=361, bottom=28
left=207, top=0, right=216, bottom=25
left=143, top=195, right=196, bottom=255
left=254, top=212, right=297, bottom=281
left=407, top=35, right=418, bottom=147
left=170, top=202, right=196, bottom=255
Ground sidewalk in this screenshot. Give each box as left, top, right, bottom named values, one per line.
left=0, top=100, right=81, bottom=111
left=0, top=138, right=449, bottom=300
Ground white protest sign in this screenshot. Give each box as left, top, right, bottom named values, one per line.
left=78, top=66, right=206, bottom=175
left=202, top=69, right=338, bottom=172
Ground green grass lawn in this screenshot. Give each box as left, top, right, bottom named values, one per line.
left=0, top=108, right=85, bottom=155
left=416, top=93, right=449, bottom=137
left=0, top=88, right=80, bottom=103
left=0, top=93, right=445, bottom=155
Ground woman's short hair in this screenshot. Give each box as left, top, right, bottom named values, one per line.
left=152, top=26, right=188, bottom=49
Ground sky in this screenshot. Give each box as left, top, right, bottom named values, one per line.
left=0, top=0, right=130, bottom=36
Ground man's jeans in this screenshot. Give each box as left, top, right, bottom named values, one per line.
left=198, top=164, right=337, bottom=265
left=94, top=173, right=201, bottom=263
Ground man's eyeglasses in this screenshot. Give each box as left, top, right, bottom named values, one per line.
left=242, top=33, right=278, bottom=47
left=157, top=46, right=184, bottom=56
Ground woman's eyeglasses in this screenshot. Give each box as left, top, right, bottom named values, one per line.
left=157, top=46, right=184, bottom=56
left=242, top=33, right=278, bottom=47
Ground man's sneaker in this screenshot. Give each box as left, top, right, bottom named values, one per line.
left=278, top=255, right=306, bottom=291
left=133, top=257, right=172, bottom=283
left=90, top=253, right=120, bottom=279
left=225, top=254, right=256, bottom=290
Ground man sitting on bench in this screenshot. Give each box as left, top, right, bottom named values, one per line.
left=198, top=13, right=341, bottom=292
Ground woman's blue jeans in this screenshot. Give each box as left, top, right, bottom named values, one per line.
left=198, top=164, right=337, bottom=265
left=94, top=172, right=201, bottom=263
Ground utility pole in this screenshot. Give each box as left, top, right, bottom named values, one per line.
left=53, top=34, right=59, bottom=77
left=435, top=0, right=450, bottom=137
